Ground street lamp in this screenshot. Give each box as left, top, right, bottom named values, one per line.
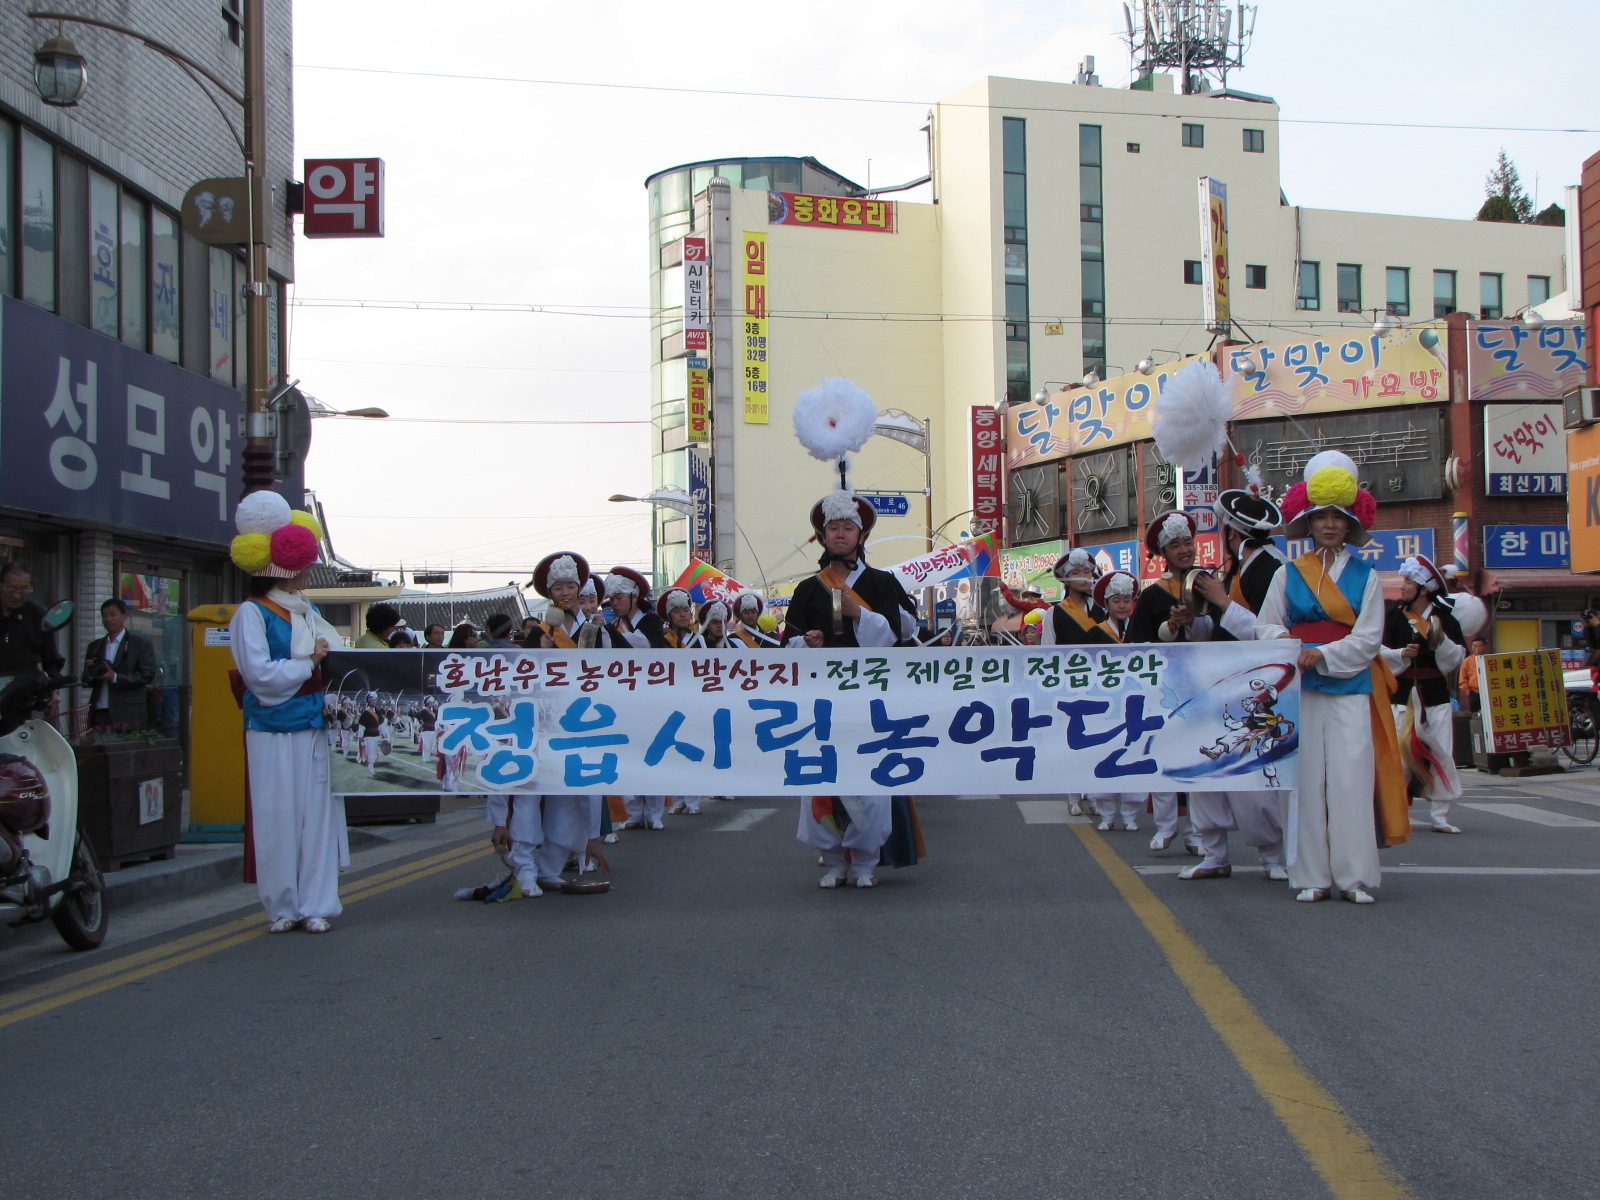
left=610, top=490, right=768, bottom=590
left=29, top=7, right=275, bottom=498
left=872, top=408, right=934, bottom=554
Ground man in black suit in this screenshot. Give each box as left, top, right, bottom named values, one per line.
left=82, top=598, right=159, bottom=729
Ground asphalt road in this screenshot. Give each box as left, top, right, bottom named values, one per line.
left=4, top=770, right=1599, bottom=1200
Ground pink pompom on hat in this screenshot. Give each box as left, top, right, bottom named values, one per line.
left=1279, top=451, right=1376, bottom=547
left=230, top=491, right=324, bottom=577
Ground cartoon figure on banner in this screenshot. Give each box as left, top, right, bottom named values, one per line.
left=1200, top=676, right=1295, bottom=787
left=1154, top=661, right=1300, bottom=786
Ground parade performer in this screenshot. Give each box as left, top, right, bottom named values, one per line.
left=1257, top=451, right=1408, bottom=905
left=1178, top=490, right=1290, bottom=881
left=602, top=567, right=669, bottom=830
left=659, top=588, right=706, bottom=815
left=358, top=692, right=382, bottom=776
left=227, top=492, right=348, bottom=934
left=1127, top=510, right=1206, bottom=855
left=528, top=552, right=593, bottom=648
left=1041, top=548, right=1104, bottom=646
left=1381, top=554, right=1471, bottom=835
left=783, top=490, right=921, bottom=887
left=696, top=599, right=734, bottom=649
left=1085, top=571, right=1145, bottom=833
left=729, top=591, right=782, bottom=648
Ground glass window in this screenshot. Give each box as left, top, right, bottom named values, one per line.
left=233, top=258, right=248, bottom=389
left=714, top=162, right=742, bottom=188
left=1337, top=263, right=1361, bottom=313
left=1126, top=142, right=1140, bottom=153
left=89, top=170, right=119, bottom=338
left=1433, top=269, right=1456, bottom=318
left=0, top=119, right=13, bottom=296
left=1245, top=264, right=1267, bottom=289
left=150, top=208, right=180, bottom=362
left=1243, top=128, right=1265, bottom=153
left=1385, top=267, right=1409, bottom=316
left=1079, top=164, right=1102, bottom=209
left=1006, top=338, right=1030, bottom=405
left=209, top=246, right=234, bottom=384
left=1083, top=330, right=1106, bottom=378
left=1005, top=281, right=1029, bottom=322
left=1182, top=124, right=1204, bottom=148
left=1528, top=275, right=1551, bottom=307
left=1079, top=222, right=1102, bottom=263
left=1003, top=171, right=1027, bottom=230
left=1081, top=260, right=1104, bottom=316
left=267, top=277, right=281, bottom=383
left=1002, top=117, right=1026, bottom=173
left=1184, top=260, right=1203, bottom=285
left=1297, top=261, right=1320, bottom=310
left=1004, top=241, right=1027, bottom=281
left=1479, top=273, right=1503, bottom=320
left=119, top=191, right=146, bottom=350
left=1079, top=124, right=1102, bottom=167
left=20, top=129, right=55, bottom=312
left=658, top=263, right=683, bottom=312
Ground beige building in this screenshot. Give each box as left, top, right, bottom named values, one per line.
left=645, top=73, right=1567, bottom=593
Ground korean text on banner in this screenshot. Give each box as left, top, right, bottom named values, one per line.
left=323, top=642, right=1300, bottom=798
left=1199, top=177, right=1230, bottom=332
left=687, top=447, right=713, bottom=558
left=742, top=232, right=769, bottom=424
left=683, top=236, right=708, bottom=352
left=1001, top=540, right=1067, bottom=602
left=1468, top=321, right=1588, bottom=402
left=887, top=535, right=1000, bottom=592
left=971, top=407, right=1005, bottom=538
left=767, top=192, right=897, bottom=233
left=686, top=358, right=710, bottom=444
left=1484, top=403, right=1566, bottom=495
left=1477, top=649, right=1570, bottom=754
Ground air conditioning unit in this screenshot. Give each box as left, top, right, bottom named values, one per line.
left=1563, top=386, right=1600, bottom=429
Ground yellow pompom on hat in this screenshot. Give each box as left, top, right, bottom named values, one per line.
left=1281, top=450, right=1376, bottom=546
left=288, top=509, right=324, bottom=540
left=230, top=532, right=273, bottom=574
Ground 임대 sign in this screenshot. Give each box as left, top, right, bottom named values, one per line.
left=322, top=642, right=1301, bottom=798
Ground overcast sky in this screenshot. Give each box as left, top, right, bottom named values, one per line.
left=289, top=0, right=1594, bottom=589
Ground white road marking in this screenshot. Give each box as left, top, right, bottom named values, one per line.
left=713, top=807, right=778, bottom=832
left=1460, top=802, right=1600, bottom=828
left=1016, top=799, right=1093, bottom=825
left=1135, top=864, right=1600, bottom=876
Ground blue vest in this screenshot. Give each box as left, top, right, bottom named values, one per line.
left=242, top=601, right=326, bottom=733
left=1284, top=556, right=1373, bottom=695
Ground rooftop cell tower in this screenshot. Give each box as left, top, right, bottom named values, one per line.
left=1120, top=1, right=1257, bottom=95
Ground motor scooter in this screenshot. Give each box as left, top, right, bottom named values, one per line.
left=0, top=600, right=109, bottom=951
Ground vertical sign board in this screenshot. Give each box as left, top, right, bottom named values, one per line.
left=1180, top=456, right=1219, bottom=532
left=302, top=159, right=385, bottom=237
left=970, top=406, right=1005, bottom=540
left=1483, top=404, right=1567, bottom=495
left=686, top=357, right=710, bottom=444
left=742, top=233, right=769, bottom=423
left=1198, top=177, right=1230, bottom=333
left=687, top=446, right=713, bottom=559
left=1567, top=423, right=1600, bottom=573
left=1478, top=649, right=1569, bottom=753
left=682, top=236, right=708, bottom=352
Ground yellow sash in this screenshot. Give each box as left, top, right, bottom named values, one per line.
left=539, top=618, right=578, bottom=650
left=1095, top=619, right=1123, bottom=644
left=817, top=565, right=875, bottom=615
left=1228, top=573, right=1247, bottom=607
left=733, top=626, right=761, bottom=649
left=1057, top=595, right=1096, bottom=631
left=664, top=627, right=698, bottom=649
left=1293, top=552, right=1410, bottom=847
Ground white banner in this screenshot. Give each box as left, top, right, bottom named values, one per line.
left=323, top=644, right=1300, bottom=798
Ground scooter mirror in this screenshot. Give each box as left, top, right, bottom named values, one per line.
left=41, top=600, right=73, bottom=632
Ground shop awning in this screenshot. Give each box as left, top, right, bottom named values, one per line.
left=1478, top=570, right=1596, bottom=592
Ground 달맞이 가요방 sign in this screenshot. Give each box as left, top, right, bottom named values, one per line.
left=321, top=643, right=1301, bottom=799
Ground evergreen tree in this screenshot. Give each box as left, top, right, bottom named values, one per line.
left=1477, top=194, right=1520, bottom=223
left=1482, top=150, right=1533, bottom=222
left=1533, top=203, right=1566, bottom=227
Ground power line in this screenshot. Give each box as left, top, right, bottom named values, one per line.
left=317, top=414, right=649, bottom=425
left=294, top=355, right=647, bottom=376
left=294, top=63, right=1600, bottom=135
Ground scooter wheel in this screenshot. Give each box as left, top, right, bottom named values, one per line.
left=52, top=833, right=109, bottom=951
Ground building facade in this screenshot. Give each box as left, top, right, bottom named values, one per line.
left=644, top=72, right=1569, bottom=609
left=0, top=3, right=296, bottom=749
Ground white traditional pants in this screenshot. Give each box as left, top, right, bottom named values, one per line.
left=1150, top=792, right=1199, bottom=847
left=1290, top=690, right=1381, bottom=892
left=797, top=796, right=892, bottom=879
left=419, top=730, right=437, bottom=761
left=669, top=795, right=704, bottom=814
left=486, top=793, right=542, bottom=890
left=1087, top=793, right=1143, bottom=827
left=247, top=729, right=349, bottom=923
left=362, top=735, right=380, bottom=773
left=625, top=795, right=666, bottom=826
left=536, top=796, right=601, bottom=882
left=1188, top=790, right=1287, bottom=870
left=1393, top=700, right=1462, bottom=825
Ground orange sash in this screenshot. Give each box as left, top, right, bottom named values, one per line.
left=1057, top=595, right=1096, bottom=631
left=1095, top=620, right=1124, bottom=644
left=539, top=617, right=579, bottom=650
left=1294, top=552, right=1409, bottom=847
left=816, top=565, right=875, bottom=615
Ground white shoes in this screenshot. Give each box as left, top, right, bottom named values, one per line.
left=1122, top=821, right=1139, bottom=833
left=1343, top=887, right=1376, bottom=905
left=1097, top=820, right=1114, bottom=832
left=1295, top=887, right=1330, bottom=902
left=819, top=869, right=846, bottom=889
left=301, top=917, right=332, bottom=934
left=1150, top=833, right=1174, bottom=851
left=1264, top=865, right=1289, bottom=881
left=851, top=873, right=877, bottom=888
left=268, top=917, right=297, bottom=934
left=1431, top=823, right=1462, bottom=834
left=1067, top=800, right=1082, bottom=816
left=648, top=819, right=664, bottom=830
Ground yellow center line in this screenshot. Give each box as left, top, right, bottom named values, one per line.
left=1071, top=825, right=1416, bottom=1200
left=0, top=840, right=492, bottom=1028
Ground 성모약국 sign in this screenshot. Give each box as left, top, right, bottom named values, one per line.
left=321, top=643, right=1301, bottom=798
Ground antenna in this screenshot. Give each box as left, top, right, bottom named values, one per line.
left=1117, top=0, right=1256, bottom=95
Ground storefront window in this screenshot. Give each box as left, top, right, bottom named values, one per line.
left=116, top=567, right=185, bottom=739
left=20, top=129, right=56, bottom=312
left=150, top=208, right=180, bottom=362
left=89, top=170, right=119, bottom=338
left=208, top=246, right=233, bottom=384
left=0, top=119, right=14, bottom=296
left=120, top=191, right=147, bottom=351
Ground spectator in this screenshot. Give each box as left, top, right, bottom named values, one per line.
left=423, top=623, right=446, bottom=648
left=355, top=603, right=403, bottom=648
left=0, top=561, right=64, bottom=677
left=446, top=623, right=479, bottom=649
left=81, top=598, right=159, bottom=729
left=1459, top=636, right=1488, bottom=712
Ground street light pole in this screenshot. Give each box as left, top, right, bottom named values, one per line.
left=28, top=6, right=275, bottom=498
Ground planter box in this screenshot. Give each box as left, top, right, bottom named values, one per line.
left=77, top=739, right=185, bottom=869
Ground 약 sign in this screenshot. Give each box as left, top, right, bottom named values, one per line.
left=302, top=158, right=385, bottom=238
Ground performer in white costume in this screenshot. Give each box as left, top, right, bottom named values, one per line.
left=1040, top=547, right=1103, bottom=815
left=227, top=492, right=349, bottom=934
left=1256, top=452, right=1410, bottom=905
left=601, top=567, right=670, bottom=830
left=1180, top=489, right=1290, bottom=882
left=1380, top=554, right=1475, bottom=835
left=1084, top=571, right=1146, bottom=832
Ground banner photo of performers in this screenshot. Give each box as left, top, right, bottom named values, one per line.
left=322, top=644, right=1301, bottom=798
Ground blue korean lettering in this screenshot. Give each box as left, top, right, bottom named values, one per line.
left=871, top=752, right=924, bottom=788
left=439, top=704, right=493, bottom=752
left=1056, top=694, right=1166, bottom=778
left=1011, top=696, right=1053, bottom=741
left=644, top=711, right=705, bottom=766
left=784, top=746, right=837, bottom=786
left=1125, top=381, right=1153, bottom=411
left=479, top=749, right=536, bottom=788
left=1078, top=418, right=1114, bottom=446
left=750, top=698, right=833, bottom=750
left=856, top=699, right=939, bottom=754
left=547, top=696, right=628, bottom=750
left=981, top=746, right=1037, bottom=780
left=947, top=701, right=995, bottom=745
left=565, top=754, right=619, bottom=787
left=713, top=708, right=733, bottom=770
left=485, top=701, right=537, bottom=751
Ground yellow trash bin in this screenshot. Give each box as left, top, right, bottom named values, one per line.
left=185, top=604, right=245, bottom=832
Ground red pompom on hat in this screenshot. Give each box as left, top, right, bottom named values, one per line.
left=269, top=523, right=319, bottom=573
